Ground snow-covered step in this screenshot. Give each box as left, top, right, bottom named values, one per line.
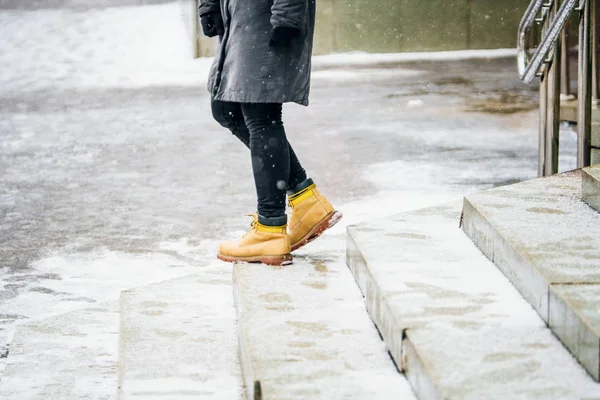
left=403, top=327, right=600, bottom=399
left=583, top=164, right=600, bottom=212
left=346, top=201, right=600, bottom=398
left=233, top=259, right=414, bottom=400
left=461, top=171, right=600, bottom=381
left=118, top=272, right=243, bottom=399
left=0, top=302, right=119, bottom=400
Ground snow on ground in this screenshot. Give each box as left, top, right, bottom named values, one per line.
left=311, top=48, right=518, bottom=69
left=0, top=0, right=580, bottom=391
left=0, top=3, right=212, bottom=93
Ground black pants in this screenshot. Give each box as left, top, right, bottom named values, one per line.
left=211, top=100, right=308, bottom=225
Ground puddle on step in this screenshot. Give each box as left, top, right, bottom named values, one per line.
left=526, top=207, right=566, bottom=215
left=483, top=352, right=529, bottom=363
left=313, top=260, right=328, bottom=274
left=288, top=341, right=315, bottom=348
left=301, top=281, right=327, bottom=290
left=259, top=292, right=292, bottom=303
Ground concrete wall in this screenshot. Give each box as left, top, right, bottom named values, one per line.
left=179, top=0, right=200, bottom=58
left=197, top=0, right=531, bottom=57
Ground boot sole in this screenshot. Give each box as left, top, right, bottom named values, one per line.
left=291, top=210, right=343, bottom=252
left=216, top=252, right=293, bottom=266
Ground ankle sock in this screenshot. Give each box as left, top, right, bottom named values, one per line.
left=257, top=213, right=287, bottom=227
left=287, top=177, right=314, bottom=197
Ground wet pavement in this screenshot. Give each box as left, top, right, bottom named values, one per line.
left=0, top=1, right=578, bottom=377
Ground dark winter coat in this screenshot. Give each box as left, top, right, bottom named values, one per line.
left=199, top=0, right=316, bottom=106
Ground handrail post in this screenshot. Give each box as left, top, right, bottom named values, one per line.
left=539, top=12, right=551, bottom=176
left=540, top=77, right=549, bottom=176
left=593, top=0, right=599, bottom=103
left=546, top=0, right=562, bottom=175
left=578, top=0, right=593, bottom=168
left=561, top=20, right=573, bottom=97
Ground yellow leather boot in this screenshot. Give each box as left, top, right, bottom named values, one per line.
left=217, top=215, right=292, bottom=266
left=288, top=182, right=343, bottom=251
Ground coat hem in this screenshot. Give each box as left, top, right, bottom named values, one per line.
left=211, top=88, right=309, bottom=106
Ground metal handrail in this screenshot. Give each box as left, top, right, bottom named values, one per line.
left=517, top=0, right=550, bottom=82
left=578, top=0, right=593, bottom=168
left=518, top=0, right=596, bottom=176
left=518, top=0, right=579, bottom=83
left=519, top=0, right=545, bottom=34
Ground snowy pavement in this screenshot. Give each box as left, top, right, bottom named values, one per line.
left=0, top=2, right=208, bottom=94
left=347, top=201, right=600, bottom=398
left=234, top=238, right=416, bottom=400
left=0, top=0, right=579, bottom=392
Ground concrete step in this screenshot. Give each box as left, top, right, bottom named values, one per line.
left=233, top=251, right=415, bottom=400
left=404, top=327, right=599, bottom=399
left=461, top=171, right=600, bottom=381
left=118, top=272, right=243, bottom=399
left=583, top=164, right=600, bottom=212
left=0, top=302, right=119, bottom=400
left=346, top=202, right=600, bottom=398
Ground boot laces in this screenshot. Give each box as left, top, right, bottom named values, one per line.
left=242, top=214, right=258, bottom=238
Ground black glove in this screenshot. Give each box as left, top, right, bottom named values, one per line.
left=269, top=26, right=301, bottom=46
left=200, top=12, right=224, bottom=38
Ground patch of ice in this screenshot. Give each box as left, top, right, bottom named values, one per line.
left=407, top=99, right=425, bottom=108
left=560, top=94, right=576, bottom=101
left=0, top=249, right=201, bottom=320
left=312, top=49, right=518, bottom=69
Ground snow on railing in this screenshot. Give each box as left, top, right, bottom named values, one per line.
left=517, top=0, right=596, bottom=176
left=518, top=0, right=578, bottom=83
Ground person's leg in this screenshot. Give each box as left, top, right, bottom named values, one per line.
left=211, top=99, right=307, bottom=190
left=213, top=100, right=341, bottom=262
left=211, top=99, right=249, bottom=146
left=214, top=100, right=293, bottom=265
left=285, top=145, right=307, bottom=192
left=241, top=102, right=291, bottom=226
